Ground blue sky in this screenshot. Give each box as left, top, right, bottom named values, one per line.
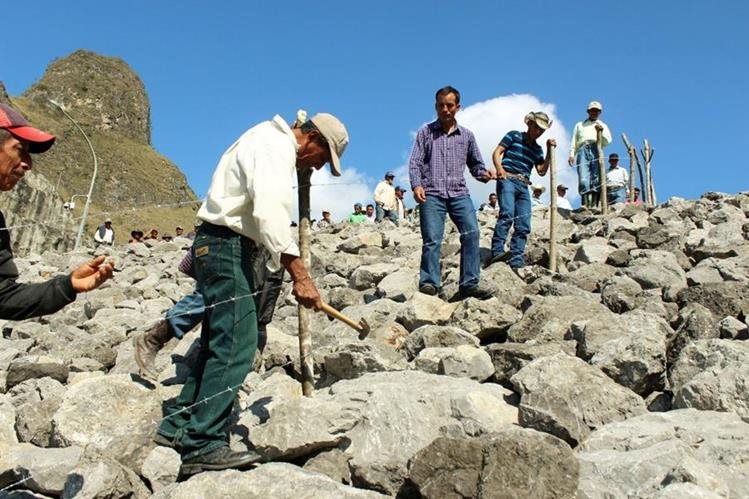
left=3, top=1, right=748, bottom=218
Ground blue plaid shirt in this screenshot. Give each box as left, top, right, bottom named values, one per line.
left=408, top=120, right=487, bottom=199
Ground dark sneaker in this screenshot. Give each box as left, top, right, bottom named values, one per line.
left=458, top=283, right=494, bottom=300
left=153, top=431, right=181, bottom=451
left=418, top=284, right=438, bottom=296
left=180, top=447, right=263, bottom=476
left=484, top=252, right=511, bottom=268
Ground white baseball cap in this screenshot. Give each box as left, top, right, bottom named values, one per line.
left=310, top=113, right=349, bottom=177
left=587, top=101, right=603, bottom=111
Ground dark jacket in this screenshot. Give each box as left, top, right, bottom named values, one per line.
left=0, top=210, right=76, bottom=320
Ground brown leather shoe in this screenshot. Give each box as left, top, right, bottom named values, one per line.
left=134, top=320, right=172, bottom=379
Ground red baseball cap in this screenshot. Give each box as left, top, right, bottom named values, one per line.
left=0, top=103, right=56, bottom=153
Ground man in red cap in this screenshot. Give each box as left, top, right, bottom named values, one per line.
left=0, top=103, right=114, bottom=319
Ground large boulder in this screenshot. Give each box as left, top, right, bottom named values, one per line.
left=406, top=428, right=578, bottom=499
left=623, top=249, right=687, bottom=291
left=485, top=341, right=576, bottom=386
left=51, top=375, right=162, bottom=470
left=669, top=339, right=749, bottom=417
left=448, top=297, right=522, bottom=341
left=507, top=295, right=613, bottom=343
left=400, top=325, right=479, bottom=361
left=576, top=410, right=749, bottom=498
left=152, top=463, right=387, bottom=498
left=0, top=444, right=83, bottom=496
left=510, top=353, right=647, bottom=446
left=396, top=293, right=459, bottom=331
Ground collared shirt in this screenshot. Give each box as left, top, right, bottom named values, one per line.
left=408, top=120, right=487, bottom=199
left=374, top=181, right=396, bottom=210
left=197, top=115, right=299, bottom=271
left=606, top=166, right=629, bottom=188
left=480, top=202, right=499, bottom=212
left=569, top=119, right=612, bottom=156
left=499, top=130, right=544, bottom=177
left=396, top=198, right=406, bottom=220
left=364, top=214, right=376, bottom=224
left=557, top=197, right=573, bottom=210
left=532, top=196, right=546, bottom=209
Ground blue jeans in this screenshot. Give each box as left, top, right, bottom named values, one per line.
left=419, top=195, right=480, bottom=291
left=576, top=143, right=600, bottom=195
left=375, top=204, right=399, bottom=225
left=166, top=290, right=204, bottom=339
left=607, top=186, right=627, bottom=204
left=491, top=178, right=531, bottom=268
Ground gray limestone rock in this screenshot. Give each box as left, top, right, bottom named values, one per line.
left=485, top=341, right=577, bottom=386
left=507, top=295, right=614, bottom=344
left=396, top=293, right=459, bottom=331
left=600, top=274, right=643, bottom=313
left=303, top=448, right=352, bottom=485
left=51, top=375, right=162, bottom=471
left=348, top=262, right=400, bottom=290
left=448, top=297, right=522, bottom=341
left=9, top=377, right=65, bottom=446
left=669, top=339, right=749, bottom=417
left=576, top=409, right=749, bottom=499
left=719, top=315, right=749, bottom=339
left=61, top=450, right=151, bottom=499
left=140, top=446, right=180, bottom=492
left=676, top=281, right=749, bottom=320
left=623, top=249, right=687, bottom=291
left=400, top=325, right=479, bottom=361
left=152, top=464, right=386, bottom=499
left=5, top=356, right=68, bottom=388
left=510, top=353, right=647, bottom=446
left=407, top=428, right=578, bottom=499
left=667, top=303, right=720, bottom=367
left=0, top=444, right=83, bottom=496
left=375, top=269, right=418, bottom=302
left=323, top=342, right=408, bottom=381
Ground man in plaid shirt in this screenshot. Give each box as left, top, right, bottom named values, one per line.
left=408, top=86, right=495, bottom=300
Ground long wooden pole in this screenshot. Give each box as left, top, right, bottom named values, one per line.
left=297, top=168, right=314, bottom=396
left=621, top=133, right=636, bottom=202
left=643, top=139, right=656, bottom=206
left=623, top=133, right=644, bottom=203
left=548, top=143, right=558, bottom=272
left=596, top=128, right=608, bottom=214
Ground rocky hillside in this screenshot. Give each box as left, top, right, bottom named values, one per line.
left=0, top=51, right=198, bottom=255
left=0, top=193, right=747, bottom=498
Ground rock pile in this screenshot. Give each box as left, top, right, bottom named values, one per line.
left=1, top=192, right=748, bottom=498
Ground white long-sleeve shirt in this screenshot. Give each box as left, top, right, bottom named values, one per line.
left=94, top=226, right=114, bottom=245
left=557, top=196, right=573, bottom=210
left=569, top=119, right=612, bottom=157
left=606, top=166, right=629, bottom=188
left=197, top=115, right=299, bottom=271
left=373, top=181, right=396, bottom=210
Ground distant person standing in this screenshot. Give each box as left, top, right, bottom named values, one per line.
left=480, top=192, right=499, bottom=213
left=569, top=101, right=612, bottom=209
left=364, top=204, right=376, bottom=224
left=394, top=186, right=406, bottom=223
left=348, top=203, right=366, bottom=224
left=408, top=85, right=495, bottom=300
left=373, top=171, right=398, bottom=223
left=556, top=184, right=573, bottom=211
left=488, top=112, right=555, bottom=269
left=605, top=153, right=629, bottom=204
left=314, top=210, right=333, bottom=230
left=94, top=218, right=115, bottom=246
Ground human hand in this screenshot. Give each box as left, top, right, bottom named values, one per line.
left=413, top=186, right=426, bottom=204
left=70, top=255, right=115, bottom=293
left=496, top=167, right=508, bottom=180
left=595, top=123, right=603, bottom=132
left=568, top=156, right=574, bottom=167
left=547, top=138, right=557, bottom=148
left=479, top=170, right=496, bottom=183
left=292, top=277, right=322, bottom=311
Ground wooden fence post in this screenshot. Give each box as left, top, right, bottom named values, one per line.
left=622, top=133, right=645, bottom=204
left=621, top=133, right=636, bottom=202
left=548, top=143, right=558, bottom=272
left=297, top=168, right=315, bottom=396
left=596, top=128, right=608, bottom=214
left=641, top=139, right=656, bottom=206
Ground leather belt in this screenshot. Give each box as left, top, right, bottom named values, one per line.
left=503, top=172, right=531, bottom=185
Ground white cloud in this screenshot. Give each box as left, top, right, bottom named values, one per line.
left=291, top=166, right=372, bottom=223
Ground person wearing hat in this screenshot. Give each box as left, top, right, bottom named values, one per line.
left=156, top=111, right=348, bottom=476
left=373, top=171, right=398, bottom=224
left=488, top=112, right=556, bottom=269
left=348, top=202, right=366, bottom=224
left=175, top=226, right=184, bottom=237
left=531, top=184, right=546, bottom=210
left=568, top=101, right=612, bottom=209
left=605, top=153, right=629, bottom=204
left=556, top=184, right=573, bottom=211
left=408, top=86, right=496, bottom=300
left=314, top=209, right=333, bottom=230
left=0, top=103, right=114, bottom=319
left=93, top=218, right=115, bottom=246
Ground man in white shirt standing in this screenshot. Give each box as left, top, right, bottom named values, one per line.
left=605, top=153, right=629, bottom=204
left=373, top=171, right=397, bottom=223
left=394, top=186, right=406, bottom=223
left=157, top=112, right=348, bottom=477
left=568, top=101, right=612, bottom=209
left=556, top=184, right=573, bottom=211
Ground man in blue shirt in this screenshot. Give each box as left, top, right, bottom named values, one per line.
left=408, top=86, right=495, bottom=300
left=488, top=112, right=556, bottom=269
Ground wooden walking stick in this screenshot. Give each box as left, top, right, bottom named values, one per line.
left=623, top=133, right=645, bottom=203
left=596, top=128, right=608, bottom=214
left=548, top=142, right=558, bottom=272
left=297, top=167, right=315, bottom=396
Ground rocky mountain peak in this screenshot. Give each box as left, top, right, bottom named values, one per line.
left=0, top=81, right=11, bottom=106
left=23, top=50, right=151, bottom=144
